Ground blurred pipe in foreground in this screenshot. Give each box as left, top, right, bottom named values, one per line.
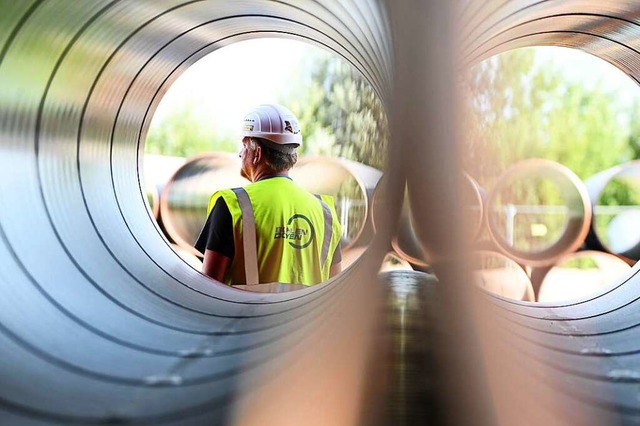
left=487, top=159, right=591, bottom=267
left=585, top=161, right=640, bottom=262
left=388, top=1, right=497, bottom=424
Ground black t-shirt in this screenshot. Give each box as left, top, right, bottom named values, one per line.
left=195, top=197, right=235, bottom=260
left=194, top=196, right=342, bottom=264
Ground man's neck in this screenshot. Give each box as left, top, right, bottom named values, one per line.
left=252, top=166, right=289, bottom=182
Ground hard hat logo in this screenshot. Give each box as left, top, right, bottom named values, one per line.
left=284, top=120, right=300, bottom=134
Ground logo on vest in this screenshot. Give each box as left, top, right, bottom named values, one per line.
left=274, top=214, right=315, bottom=249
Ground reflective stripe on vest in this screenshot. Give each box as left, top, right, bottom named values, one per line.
left=233, top=187, right=336, bottom=285
left=232, top=188, right=259, bottom=285
left=314, top=194, right=334, bottom=270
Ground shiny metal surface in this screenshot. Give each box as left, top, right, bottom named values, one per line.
left=377, top=270, right=440, bottom=425
left=0, top=1, right=389, bottom=424
left=3, top=0, right=640, bottom=424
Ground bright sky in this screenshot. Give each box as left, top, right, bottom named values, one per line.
left=534, top=46, right=640, bottom=108
left=151, top=42, right=640, bottom=144
left=151, top=38, right=322, bottom=140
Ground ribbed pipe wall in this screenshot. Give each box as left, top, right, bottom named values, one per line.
left=459, top=2, right=640, bottom=424
left=3, top=0, right=640, bottom=424
left=0, top=1, right=389, bottom=424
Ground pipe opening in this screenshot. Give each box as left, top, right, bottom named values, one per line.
left=464, top=45, right=640, bottom=302
left=142, top=38, right=387, bottom=291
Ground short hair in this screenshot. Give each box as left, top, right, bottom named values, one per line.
left=250, top=137, right=298, bottom=172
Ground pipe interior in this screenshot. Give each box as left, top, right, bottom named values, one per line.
left=5, top=0, right=640, bottom=423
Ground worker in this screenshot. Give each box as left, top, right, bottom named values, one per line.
left=195, top=104, right=342, bottom=291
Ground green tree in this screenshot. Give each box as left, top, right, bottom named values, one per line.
left=280, top=52, right=389, bottom=170
left=625, top=100, right=640, bottom=160
left=146, top=103, right=236, bottom=157
left=464, top=48, right=632, bottom=187
left=545, top=82, right=630, bottom=179
left=463, top=49, right=551, bottom=185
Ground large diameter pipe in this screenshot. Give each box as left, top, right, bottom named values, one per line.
left=289, top=156, right=383, bottom=249
left=5, top=0, right=640, bottom=424
left=379, top=173, right=485, bottom=267
left=585, top=161, right=640, bottom=262
left=471, top=250, right=534, bottom=302
left=537, top=250, right=631, bottom=303
left=486, top=159, right=592, bottom=267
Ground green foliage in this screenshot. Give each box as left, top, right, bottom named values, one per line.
left=625, top=101, right=640, bottom=159
left=497, top=177, right=564, bottom=206
left=280, top=52, right=389, bottom=170
left=146, top=104, right=237, bottom=157
left=599, top=177, right=640, bottom=206
left=545, top=82, right=629, bottom=178
left=465, top=48, right=634, bottom=188
left=561, top=256, right=598, bottom=269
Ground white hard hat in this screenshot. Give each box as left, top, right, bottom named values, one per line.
left=241, top=104, right=302, bottom=146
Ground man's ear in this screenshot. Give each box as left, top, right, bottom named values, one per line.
left=253, top=145, right=262, bottom=164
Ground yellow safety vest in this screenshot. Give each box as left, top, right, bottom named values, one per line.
left=207, top=177, right=341, bottom=286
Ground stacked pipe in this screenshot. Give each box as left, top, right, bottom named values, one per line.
left=486, top=159, right=639, bottom=302
left=386, top=157, right=640, bottom=303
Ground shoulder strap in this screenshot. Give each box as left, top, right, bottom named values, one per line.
left=314, top=195, right=334, bottom=269
left=232, top=188, right=259, bottom=285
